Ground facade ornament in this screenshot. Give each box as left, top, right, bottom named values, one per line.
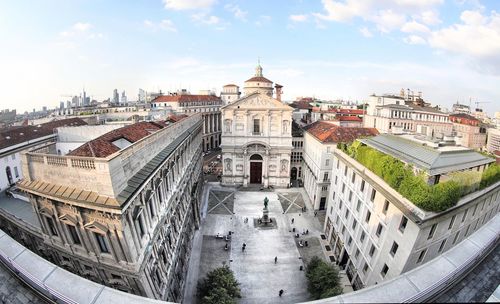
left=280, top=159, right=289, bottom=174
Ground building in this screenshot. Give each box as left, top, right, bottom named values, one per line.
left=451, top=102, right=471, bottom=114
left=151, top=92, right=223, bottom=152
left=121, top=91, right=127, bottom=104
left=0, top=118, right=87, bottom=192
left=449, top=113, right=487, bottom=149
left=324, top=134, right=497, bottom=290
left=302, top=121, right=378, bottom=210
left=220, top=64, right=293, bottom=187
left=113, top=89, right=119, bottom=104
left=363, top=92, right=452, bottom=137
left=290, top=98, right=313, bottom=125
left=291, top=122, right=304, bottom=183
left=1, top=115, right=203, bottom=302
left=220, top=84, right=241, bottom=105
left=311, top=107, right=365, bottom=125
left=487, top=128, right=500, bottom=155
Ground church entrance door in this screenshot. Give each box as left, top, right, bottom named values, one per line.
left=250, top=162, right=262, bottom=184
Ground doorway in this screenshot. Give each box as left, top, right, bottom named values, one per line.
left=249, top=154, right=263, bottom=184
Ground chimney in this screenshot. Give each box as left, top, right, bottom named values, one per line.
left=275, top=84, right=283, bottom=102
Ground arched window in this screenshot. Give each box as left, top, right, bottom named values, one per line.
left=250, top=154, right=263, bottom=161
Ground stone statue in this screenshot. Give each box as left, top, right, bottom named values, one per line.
left=262, top=197, right=270, bottom=224
left=280, top=159, right=288, bottom=174
left=283, top=120, right=288, bottom=133
left=224, top=119, right=232, bottom=133
left=224, top=158, right=232, bottom=172
left=264, top=197, right=269, bottom=209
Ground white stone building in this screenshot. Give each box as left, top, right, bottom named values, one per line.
left=302, top=121, right=378, bottom=210
left=220, top=84, right=241, bottom=105
left=220, top=65, right=293, bottom=188
left=324, top=134, right=498, bottom=290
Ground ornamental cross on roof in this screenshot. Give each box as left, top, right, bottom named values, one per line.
left=255, top=58, right=263, bottom=77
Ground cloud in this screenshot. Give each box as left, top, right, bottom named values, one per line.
left=144, top=19, right=177, bottom=32
left=429, top=10, right=500, bottom=57
left=289, top=14, right=308, bottom=22
left=401, top=20, right=430, bottom=33
left=313, top=0, right=443, bottom=33
left=163, top=0, right=216, bottom=10
left=73, top=22, right=92, bottom=32
left=191, top=13, right=220, bottom=25
left=404, top=34, right=426, bottom=44
left=359, top=27, right=373, bottom=37
left=428, top=10, right=500, bottom=74
left=225, top=4, right=247, bottom=21
left=58, top=22, right=103, bottom=42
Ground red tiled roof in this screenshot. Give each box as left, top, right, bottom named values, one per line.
left=312, top=108, right=365, bottom=115
left=68, top=121, right=165, bottom=158
left=450, top=113, right=480, bottom=126
left=245, top=76, right=273, bottom=83
left=304, top=121, right=378, bottom=143
left=152, top=94, right=222, bottom=103
left=291, top=100, right=313, bottom=110
left=166, top=114, right=188, bottom=123
left=0, top=118, right=87, bottom=151
left=336, top=116, right=362, bottom=122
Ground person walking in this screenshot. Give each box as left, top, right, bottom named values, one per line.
left=274, top=256, right=278, bottom=264
left=291, top=218, right=294, bottom=224
left=279, top=289, right=284, bottom=297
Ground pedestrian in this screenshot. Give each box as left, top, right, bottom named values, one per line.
left=279, top=289, right=284, bottom=297
left=314, top=211, right=318, bottom=217
left=242, top=245, right=245, bottom=252
left=306, top=229, right=309, bottom=235
left=274, top=256, right=278, bottom=264
left=291, top=218, right=294, bottom=224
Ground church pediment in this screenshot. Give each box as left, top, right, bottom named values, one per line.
left=222, top=92, right=293, bottom=111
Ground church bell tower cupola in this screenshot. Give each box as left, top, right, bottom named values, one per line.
left=255, top=59, right=263, bottom=77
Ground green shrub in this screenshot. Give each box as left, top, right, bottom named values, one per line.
left=305, top=256, right=342, bottom=300
left=198, top=265, right=241, bottom=304
left=480, top=164, right=500, bottom=189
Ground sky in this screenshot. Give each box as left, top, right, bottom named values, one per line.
left=0, top=0, right=499, bottom=115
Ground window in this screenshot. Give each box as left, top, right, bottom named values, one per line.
left=352, top=220, right=357, bottom=231
left=472, top=204, right=478, bottom=217
left=342, top=183, right=345, bottom=193
left=321, top=185, right=328, bottom=191
left=13, top=167, right=19, bottom=178
left=327, top=146, right=331, bottom=153
left=448, top=215, right=456, bottom=230
left=376, top=223, right=383, bottom=237
left=461, top=209, right=468, bottom=223
left=360, top=231, right=366, bottom=243
left=382, top=200, right=390, bottom=215
left=363, top=263, right=369, bottom=273
left=465, top=224, right=471, bottom=237
left=347, top=236, right=353, bottom=247
left=325, top=159, right=330, bottom=166
left=330, top=206, right=333, bottom=214
left=360, top=180, right=365, bottom=192
left=94, top=233, right=110, bottom=253
left=370, top=189, right=377, bottom=202
left=427, top=223, right=437, bottom=240
left=137, top=214, right=145, bottom=237
left=390, top=241, right=399, bottom=256
left=341, top=225, right=346, bottom=235
left=46, top=217, right=58, bottom=236
left=351, top=172, right=356, bottom=184
left=369, top=244, right=376, bottom=257
left=339, top=200, right=343, bottom=210
left=335, top=215, right=340, bottom=225
left=323, top=173, right=329, bottom=182
left=11, top=154, right=15, bottom=160
left=356, top=200, right=361, bottom=212
left=348, top=191, right=353, bottom=202
left=417, top=249, right=426, bottom=263
left=381, top=264, right=389, bottom=277
left=335, top=176, right=338, bottom=185
left=452, top=231, right=460, bottom=245
left=253, top=119, right=260, bottom=134
left=344, top=166, right=348, bottom=176
left=438, top=239, right=446, bottom=253
left=332, top=192, right=336, bottom=200
left=355, top=249, right=360, bottom=259
left=365, top=211, right=371, bottom=223
left=67, top=225, right=81, bottom=245
left=344, top=209, right=349, bottom=219
left=399, top=216, right=408, bottom=233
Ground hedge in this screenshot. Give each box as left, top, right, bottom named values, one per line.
left=339, top=142, right=499, bottom=212
left=306, top=256, right=342, bottom=299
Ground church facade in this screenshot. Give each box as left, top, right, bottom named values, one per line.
left=220, top=64, right=293, bottom=187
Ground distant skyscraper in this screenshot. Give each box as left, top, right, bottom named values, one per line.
left=42, top=106, right=47, bottom=112
left=83, top=89, right=87, bottom=106
left=113, top=89, right=119, bottom=104
left=59, top=101, right=65, bottom=110
left=72, top=95, right=79, bottom=107
left=121, top=91, right=127, bottom=104
left=67, top=100, right=71, bottom=109
left=138, top=88, right=146, bottom=103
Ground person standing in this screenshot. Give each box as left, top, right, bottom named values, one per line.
left=279, top=289, right=284, bottom=297
left=274, top=256, right=278, bottom=264
left=291, top=218, right=294, bottom=224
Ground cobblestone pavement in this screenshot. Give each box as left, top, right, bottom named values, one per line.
left=0, top=264, right=45, bottom=304
left=436, top=243, right=500, bottom=303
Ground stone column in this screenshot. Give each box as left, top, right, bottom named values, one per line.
left=263, top=148, right=269, bottom=187
left=243, top=148, right=248, bottom=187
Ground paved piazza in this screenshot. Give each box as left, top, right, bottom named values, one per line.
left=184, top=183, right=328, bottom=304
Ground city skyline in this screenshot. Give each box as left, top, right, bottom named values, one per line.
left=1, top=0, right=499, bottom=114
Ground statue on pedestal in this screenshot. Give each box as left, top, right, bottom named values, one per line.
left=262, top=197, right=270, bottom=224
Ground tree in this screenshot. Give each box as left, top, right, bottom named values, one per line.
left=198, top=266, right=241, bottom=304
left=480, top=164, right=500, bottom=189
left=305, top=256, right=342, bottom=300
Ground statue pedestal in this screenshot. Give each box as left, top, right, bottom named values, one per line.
left=262, top=207, right=270, bottom=224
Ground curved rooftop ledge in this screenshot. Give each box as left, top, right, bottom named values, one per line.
left=1, top=214, right=499, bottom=304
left=302, top=213, right=500, bottom=304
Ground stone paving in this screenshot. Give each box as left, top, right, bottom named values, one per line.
left=0, top=264, right=44, bottom=304
left=184, top=185, right=328, bottom=304
left=436, top=243, right=500, bottom=303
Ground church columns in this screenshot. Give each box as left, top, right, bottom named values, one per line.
left=243, top=148, right=248, bottom=187
left=263, top=148, right=269, bottom=188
